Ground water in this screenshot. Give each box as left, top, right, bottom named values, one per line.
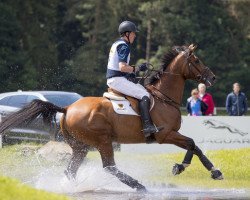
left=33, top=167, right=249, bottom=200
left=31, top=159, right=249, bottom=200
left=1, top=145, right=250, bottom=200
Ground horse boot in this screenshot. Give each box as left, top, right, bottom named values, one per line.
left=139, top=96, right=163, bottom=143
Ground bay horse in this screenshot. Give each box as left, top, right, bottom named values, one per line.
left=0, top=44, right=223, bottom=192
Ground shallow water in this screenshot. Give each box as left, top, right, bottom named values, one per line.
left=70, top=188, right=249, bottom=200
left=1, top=145, right=249, bottom=200
left=30, top=160, right=250, bottom=200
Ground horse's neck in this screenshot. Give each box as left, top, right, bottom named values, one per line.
left=154, top=71, right=185, bottom=105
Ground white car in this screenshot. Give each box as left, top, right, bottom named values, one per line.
left=0, top=91, right=82, bottom=145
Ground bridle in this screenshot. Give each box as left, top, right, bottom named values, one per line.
left=186, top=53, right=211, bottom=83
left=141, top=51, right=211, bottom=109
left=142, top=52, right=210, bottom=83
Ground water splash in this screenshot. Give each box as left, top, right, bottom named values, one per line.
left=34, top=160, right=132, bottom=194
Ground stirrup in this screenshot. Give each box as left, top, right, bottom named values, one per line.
left=153, top=124, right=164, bottom=133
left=142, top=125, right=164, bottom=137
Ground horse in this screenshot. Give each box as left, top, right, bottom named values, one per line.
left=0, top=44, right=223, bottom=192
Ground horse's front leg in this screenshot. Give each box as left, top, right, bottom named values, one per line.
left=97, top=139, right=147, bottom=192
left=160, top=131, right=223, bottom=180
left=173, top=148, right=223, bottom=180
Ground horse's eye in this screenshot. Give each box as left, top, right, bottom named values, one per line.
left=195, top=59, right=199, bottom=64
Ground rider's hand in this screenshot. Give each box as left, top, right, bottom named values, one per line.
left=137, top=63, right=148, bottom=72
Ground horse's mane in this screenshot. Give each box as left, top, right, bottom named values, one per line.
left=145, top=46, right=188, bottom=85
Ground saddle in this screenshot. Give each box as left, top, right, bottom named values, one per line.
left=103, top=88, right=155, bottom=115
left=103, top=88, right=140, bottom=114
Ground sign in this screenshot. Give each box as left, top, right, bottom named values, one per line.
left=120, top=116, right=250, bottom=153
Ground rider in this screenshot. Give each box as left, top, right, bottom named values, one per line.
left=106, top=20, right=162, bottom=140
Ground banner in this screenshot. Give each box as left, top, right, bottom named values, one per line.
left=120, top=116, right=250, bottom=153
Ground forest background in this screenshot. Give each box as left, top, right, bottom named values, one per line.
left=0, top=0, right=249, bottom=106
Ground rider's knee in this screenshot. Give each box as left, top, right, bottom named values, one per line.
left=140, top=94, right=150, bottom=101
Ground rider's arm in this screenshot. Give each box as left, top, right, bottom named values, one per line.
left=117, top=43, right=134, bottom=73
left=119, top=62, right=134, bottom=73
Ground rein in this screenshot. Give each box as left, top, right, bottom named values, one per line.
left=142, top=65, right=182, bottom=111
left=139, top=50, right=210, bottom=111
left=142, top=56, right=208, bottom=110
left=147, top=85, right=181, bottom=111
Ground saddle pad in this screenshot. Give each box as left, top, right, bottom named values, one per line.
left=103, top=92, right=125, bottom=101
left=110, top=100, right=139, bottom=116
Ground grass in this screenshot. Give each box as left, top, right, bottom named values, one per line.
left=0, top=143, right=70, bottom=200
left=0, top=143, right=249, bottom=193
left=124, top=148, right=250, bottom=189
left=0, top=175, right=69, bottom=200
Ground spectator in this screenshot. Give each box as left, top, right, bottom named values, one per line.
left=226, top=82, right=248, bottom=116
left=198, top=83, right=215, bottom=116
left=186, top=89, right=208, bottom=116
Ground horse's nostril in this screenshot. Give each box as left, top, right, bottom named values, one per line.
left=212, top=76, right=216, bottom=81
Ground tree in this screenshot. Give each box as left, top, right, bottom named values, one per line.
left=0, top=0, right=249, bottom=107
left=0, top=2, right=24, bottom=91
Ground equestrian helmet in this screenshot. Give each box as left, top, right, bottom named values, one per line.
left=118, top=21, right=139, bottom=34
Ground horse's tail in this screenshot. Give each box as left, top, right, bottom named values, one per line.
left=0, top=99, right=66, bottom=135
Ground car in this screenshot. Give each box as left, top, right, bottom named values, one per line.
left=0, top=91, right=83, bottom=145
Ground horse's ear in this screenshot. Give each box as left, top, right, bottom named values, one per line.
left=188, top=44, right=197, bottom=52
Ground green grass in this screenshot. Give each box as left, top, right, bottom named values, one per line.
left=0, top=144, right=70, bottom=200
left=0, top=144, right=249, bottom=193
left=112, top=148, right=250, bottom=189
left=0, top=175, right=69, bottom=200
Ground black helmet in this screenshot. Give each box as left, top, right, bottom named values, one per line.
left=118, top=21, right=139, bottom=34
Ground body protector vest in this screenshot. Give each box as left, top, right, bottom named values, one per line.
left=106, top=40, right=130, bottom=79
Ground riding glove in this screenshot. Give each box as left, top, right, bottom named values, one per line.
left=137, top=63, right=148, bottom=72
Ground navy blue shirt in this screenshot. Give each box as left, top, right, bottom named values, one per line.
left=226, top=91, right=248, bottom=116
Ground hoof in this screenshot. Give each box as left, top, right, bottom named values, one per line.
left=172, top=163, right=185, bottom=176
left=136, top=185, right=147, bottom=193
left=211, top=169, right=223, bottom=180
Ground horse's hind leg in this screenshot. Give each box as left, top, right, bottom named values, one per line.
left=63, top=132, right=89, bottom=180
left=97, top=140, right=147, bottom=192
left=64, top=143, right=89, bottom=180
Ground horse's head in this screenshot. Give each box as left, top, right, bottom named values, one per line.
left=182, top=44, right=216, bottom=87
left=147, top=44, right=216, bottom=88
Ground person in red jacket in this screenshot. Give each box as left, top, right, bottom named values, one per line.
left=198, top=83, right=215, bottom=115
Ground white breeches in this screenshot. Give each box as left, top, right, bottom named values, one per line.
left=107, top=77, right=150, bottom=100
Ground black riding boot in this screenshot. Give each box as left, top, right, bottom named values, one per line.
left=139, top=96, right=163, bottom=138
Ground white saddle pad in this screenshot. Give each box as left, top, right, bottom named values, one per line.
left=110, top=100, right=139, bottom=116
left=103, top=92, right=154, bottom=116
